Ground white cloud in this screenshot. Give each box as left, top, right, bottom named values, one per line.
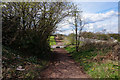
left=56, top=10, right=118, bottom=35
left=57, top=24, right=70, bottom=30
left=57, top=29, right=73, bottom=35
left=56, top=17, right=75, bottom=30
left=83, top=10, right=118, bottom=33
left=83, top=10, right=118, bottom=24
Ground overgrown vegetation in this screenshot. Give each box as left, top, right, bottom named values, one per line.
left=2, top=1, right=119, bottom=79
left=2, top=46, right=49, bottom=79
left=81, top=32, right=120, bottom=41
left=63, top=33, right=76, bottom=45
left=65, top=42, right=119, bottom=78
left=109, top=34, right=120, bottom=42
left=2, top=2, right=74, bottom=79
left=2, top=2, right=73, bottom=58
left=81, top=32, right=110, bottom=40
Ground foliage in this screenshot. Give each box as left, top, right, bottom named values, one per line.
left=65, top=42, right=119, bottom=78
left=2, top=2, right=74, bottom=79
left=2, top=46, right=49, bottom=79
left=2, top=2, right=73, bottom=57
left=87, top=60, right=119, bottom=78
left=109, top=34, right=120, bottom=42
left=49, top=36, right=56, bottom=46
left=66, top=33, right=76, bottom=45
left=81, top=32, right=111, bottom=40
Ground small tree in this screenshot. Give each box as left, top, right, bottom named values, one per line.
left=69, top=5, right=85, bottom=52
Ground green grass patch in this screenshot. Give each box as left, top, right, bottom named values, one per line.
left=65, top=45, right=76, bottom=53
left=49, top=36, right=56, bottom=46
left=87, top=60, right=119, bottom=78
left=65, top=43, right=119, bottom=78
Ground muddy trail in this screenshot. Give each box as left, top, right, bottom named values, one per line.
left=40, top=40, right=89, bottom=78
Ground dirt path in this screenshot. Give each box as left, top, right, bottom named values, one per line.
left=40, top=48, right=89, bottom=78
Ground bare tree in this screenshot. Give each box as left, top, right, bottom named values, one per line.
left=69, top=5, right=85, bottom=52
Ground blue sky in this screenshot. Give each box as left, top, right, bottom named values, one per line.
left=77, top=2, right=118, bottom=13
left=57, top=2, right=118, bottom=35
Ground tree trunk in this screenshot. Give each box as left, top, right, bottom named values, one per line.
left=75, top=15, right=78, bottom=52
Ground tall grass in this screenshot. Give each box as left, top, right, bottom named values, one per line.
left=65, top=42, right=119, bottom=78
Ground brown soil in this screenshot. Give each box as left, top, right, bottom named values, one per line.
left=40, top=40, right=89, bottom=78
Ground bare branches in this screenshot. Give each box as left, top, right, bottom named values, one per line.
left=67, top=4, right=85, bottom=52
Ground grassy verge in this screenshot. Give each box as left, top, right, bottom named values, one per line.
left=65, top=42, right=119, bottom=78
left=49, top=36, right=56, bottom=46
left=2, top=46, right=49, bottom=79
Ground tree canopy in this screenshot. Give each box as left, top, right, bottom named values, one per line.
left=2, top=2, right=74, bottom=58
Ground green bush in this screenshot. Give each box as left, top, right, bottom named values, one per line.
left=49, top=36, right=56, bottom=46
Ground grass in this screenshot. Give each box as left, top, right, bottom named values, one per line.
left=87, top=60, right=119, bottom=78
left=2, top=46, right=49, bottom=79
left=49, top=36, right=56, bottom=46
left=65, top=43, right=119, bottom=78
